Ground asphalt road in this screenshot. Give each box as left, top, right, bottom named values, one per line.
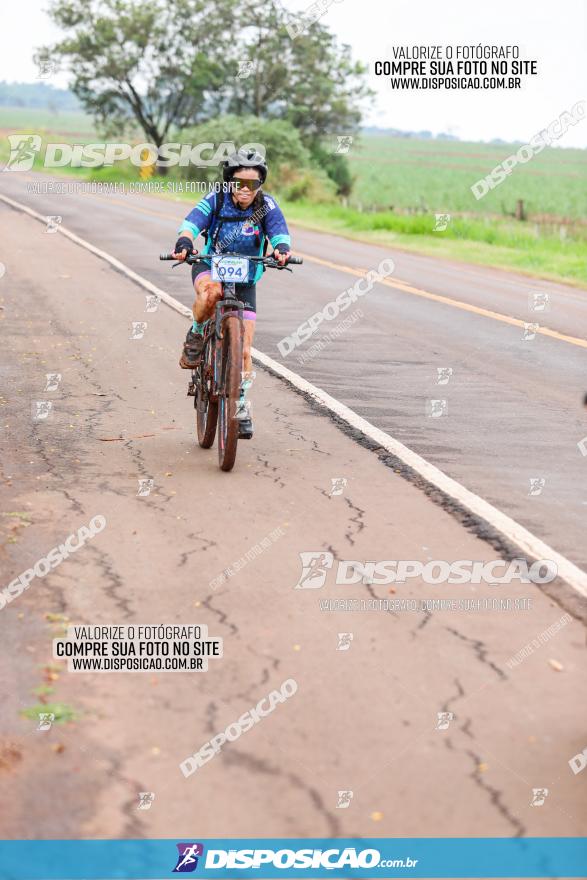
left=1, top=171, right=586, bottom=579
left=1, top=193, right=586, bottom=855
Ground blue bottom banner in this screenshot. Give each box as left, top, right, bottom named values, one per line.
left=0, top=837, right=586, bottom=879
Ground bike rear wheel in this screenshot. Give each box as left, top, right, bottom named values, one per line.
left=196, top=333, right=218, bottom=448
left=217, top=315, right=242, bottom=472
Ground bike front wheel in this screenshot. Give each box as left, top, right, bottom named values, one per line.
left=196, top=334, right=218, bottom=448
left=217, top=315, right=242, bottom=472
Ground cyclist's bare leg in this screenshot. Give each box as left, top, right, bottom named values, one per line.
left=194, top=274, right=222, bottom=322
left=179, top=274, right=223, bottom=368
left=242, top=318, right=255, bottom=374
left=237, top=318, right=256, bottom=431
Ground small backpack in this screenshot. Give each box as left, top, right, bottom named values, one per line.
left=203, top=189, right=269, bottom=255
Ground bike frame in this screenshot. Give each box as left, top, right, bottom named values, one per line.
left=209, top=281, right=243, bottom=404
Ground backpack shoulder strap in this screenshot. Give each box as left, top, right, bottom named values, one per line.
left=260, top=193, right=269, bottom=254
left=207, top=188, right=225, bottom=249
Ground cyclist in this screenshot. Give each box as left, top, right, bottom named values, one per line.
left=172, top=149, right=292, bottom=424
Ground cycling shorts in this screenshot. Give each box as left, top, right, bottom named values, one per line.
left=191, top=261, right=257, bottom=319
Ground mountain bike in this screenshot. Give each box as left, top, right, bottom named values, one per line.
left=159, top=251, right=302, bottom=471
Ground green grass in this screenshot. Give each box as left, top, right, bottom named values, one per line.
left=283, top=200, right=587, bottom=286
left=20, top=702, right=79, bottom=724
left=346, top=134, right=587, bottom=220
left=0, top=106, right=97, bottom=136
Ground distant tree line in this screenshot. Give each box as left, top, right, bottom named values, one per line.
left=0, top=81, right=80, bottom=111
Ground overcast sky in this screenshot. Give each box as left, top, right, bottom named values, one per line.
left=1, top=0, right=586, bottom=147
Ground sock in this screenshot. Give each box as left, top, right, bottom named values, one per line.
left=192, top=320, right=205, bottom=335
left=241, top=371, right=256, bottom=394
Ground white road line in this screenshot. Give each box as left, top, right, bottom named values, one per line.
left=0, top=192, right=193, bottom=319
left=2, top=191, right=586, bottom=599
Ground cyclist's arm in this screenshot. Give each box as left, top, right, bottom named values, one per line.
left=263, top=195, right=291, bottom=263
left=177, top=192, right=217, bottom=243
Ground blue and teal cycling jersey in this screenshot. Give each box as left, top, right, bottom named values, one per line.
left=178, top=190, right=291, bottom=284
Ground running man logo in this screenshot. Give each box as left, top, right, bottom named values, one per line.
left=528, top=477, right=546, bottom=497
left=530, top=788, right=549, bottom=806
left=436, top=367, right=453, bottom=386
left=45, top=373, right=62, bottom=392
left=137, top=478, right=154, bottom=497
left=45, top=215, right=62, bottom=234
left=37, top=712, right=55, bottom=731
left=433, top=213, right=451, bottom=232
left=4, top=134, right=42, bottom=172
left=37, top=59, right=59, bottom=79
left=435, top=712, right=454, bottom=730
left=523, top=322, right=539, bottom=341
left=32, top=401, right=53, bottom=421
left=173, top=843, right=204, bottom=873
left=137, top=792, right=155, bottom=810
left=426, top=398, right=447, bottom=418
left=529, top=291, right=550, bottom=313
left=295, top=552, right=334, bottom=589
left=236, top=59, right=258, bottom=79
left=337, top=790, right=353, bottom=808
left=329, top=477, right=347, bottom=496
left=130, top=321, right=147, bottom=340
left=335, top=135, right=353, bottom=154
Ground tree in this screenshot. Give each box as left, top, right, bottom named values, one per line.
left=178, top=114, right=338, bottom=203
left=181, top=115, right=312, bottom=180
left=222, top=3, right=373, bottom=151
left=219, top=2, right=372, bottom=193
left=34, top=0, right=234, bottom=171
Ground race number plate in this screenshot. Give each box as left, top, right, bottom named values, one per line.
left=210, top=255, right=249, bottom=283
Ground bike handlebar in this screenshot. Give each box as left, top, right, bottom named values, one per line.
left=159, top=252, right=303, bottom=267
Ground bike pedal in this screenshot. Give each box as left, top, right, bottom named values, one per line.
left=238, top=419, right=254, bottom=439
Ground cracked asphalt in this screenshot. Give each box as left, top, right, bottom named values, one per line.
left=0, top=200, right=586, bottom=855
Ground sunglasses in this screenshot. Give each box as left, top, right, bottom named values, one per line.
left=232, top=176, right=262, bottom=191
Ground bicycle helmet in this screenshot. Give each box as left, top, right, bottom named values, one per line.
left=222, top=148, right=268, bottom=184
